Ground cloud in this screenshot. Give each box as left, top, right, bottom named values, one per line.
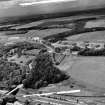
left=0, top=0, right=11, bottom=1
left=0, top=0, right=23, bottom=9
left=0, top=0, right=16, bottom=9
left=20, top=0, right=76, bottom=6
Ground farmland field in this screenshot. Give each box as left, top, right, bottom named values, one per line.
left=58, top=56, right=105, bottom=93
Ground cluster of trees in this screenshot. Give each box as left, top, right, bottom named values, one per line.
left=0, top=41, right=46, bottom=59
left=3, top=41, right=45, bottom=53
left=0, top=39, right=70, bottom=90
left=0, top=51, right=69, bottom=90
left=22, top=53, right=69, bottom=89
left=0, top=59, right=23, bottom=90
left=78, top=48, right=105, bottom=56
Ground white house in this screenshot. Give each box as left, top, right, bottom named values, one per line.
left=32, top=37, right=42, bottom=43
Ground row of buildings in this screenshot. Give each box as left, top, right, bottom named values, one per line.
left=51, top=40, right=105, bottom=56
left=75, top=41, right=105, bottom=50
left=53, top=40, right=105, bottom=50
left=5, top=36, right=105, bottom=51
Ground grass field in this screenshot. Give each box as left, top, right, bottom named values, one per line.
left=66, top=31, right=105, bottom=42
left=58, top=56, right=105, bottom=93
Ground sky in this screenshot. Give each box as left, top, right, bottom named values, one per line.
left=0, top=0, right=76, bottom=8
left=0, top=0, right=105, bottom=18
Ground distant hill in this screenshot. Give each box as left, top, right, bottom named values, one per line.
left=0, top=7, right=105, bottom=25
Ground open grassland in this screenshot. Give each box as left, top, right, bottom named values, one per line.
left=58, top=56, right=105, bottom=93
left=66, top=31, right=105, bottom=42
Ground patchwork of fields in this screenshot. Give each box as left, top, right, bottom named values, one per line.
left=0, top=9, right=105, bottom=104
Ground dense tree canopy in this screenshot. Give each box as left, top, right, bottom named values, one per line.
left=0, top=51, right=69, bottom=90
left=0, top=59, right=23, bottom=90
left=23, top=53, right=69, bottom=89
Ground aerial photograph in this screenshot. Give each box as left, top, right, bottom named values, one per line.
left=0, top=0, right=105, bottom=105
